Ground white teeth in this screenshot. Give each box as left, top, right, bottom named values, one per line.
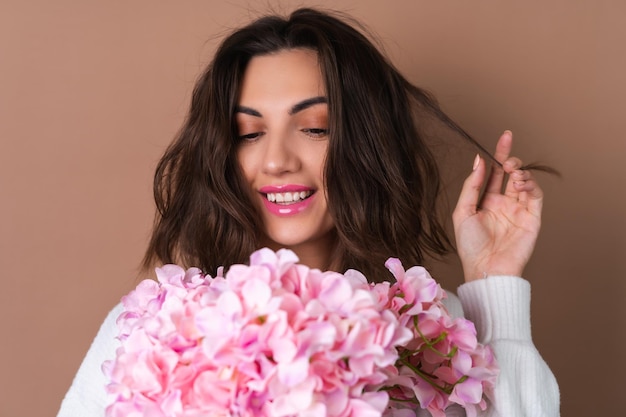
left=265, top=191, right=313, bottom=205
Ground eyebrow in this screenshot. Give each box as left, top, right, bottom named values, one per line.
left=235, top=96, right=328, bottom=117
left=289, top=96, right=328, bottom=115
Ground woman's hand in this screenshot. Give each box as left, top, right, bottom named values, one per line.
left=453, top=131, right=543, bottom=282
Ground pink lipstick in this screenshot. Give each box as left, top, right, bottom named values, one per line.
left=258, top=185, right=316, bottom=216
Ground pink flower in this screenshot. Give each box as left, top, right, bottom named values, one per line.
left=104, top=249, right=497, bottom=417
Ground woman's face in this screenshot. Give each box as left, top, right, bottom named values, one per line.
left=236, top=49, right=335, bottom=269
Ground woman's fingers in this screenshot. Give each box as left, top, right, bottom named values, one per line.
left=453, top=154, right=486, bottom=222
left=502, top=157, right=524, bottom=198
left=485, top=130, right=513, bottom=194
left=502, top=157, right=543, bottom=214
left=454, top=130, right=544, bottom=221
left=513, top=172, right=544, bottom=215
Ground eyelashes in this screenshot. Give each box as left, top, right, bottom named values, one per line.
left=237, top=128, right=329, bottom=142
left=238, top=132, right=264, bottom=142
left=301, top=128, right=329, bottom=139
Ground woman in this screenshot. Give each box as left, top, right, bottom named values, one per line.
left=58, top=8, right=559, bottom=417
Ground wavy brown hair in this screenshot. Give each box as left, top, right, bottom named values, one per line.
left=143, top=8, right=504, bottom=281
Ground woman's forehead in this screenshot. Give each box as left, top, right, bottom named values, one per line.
left=239, top=49, right=325, bottom=105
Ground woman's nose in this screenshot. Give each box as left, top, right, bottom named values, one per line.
left=262, top=133, right=300, bottom=175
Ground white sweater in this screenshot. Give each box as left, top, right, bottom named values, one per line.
left=56, top=276, right=560, bottom=417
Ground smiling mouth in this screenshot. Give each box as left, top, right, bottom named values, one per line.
left=264, top=191, right=314, bottom=204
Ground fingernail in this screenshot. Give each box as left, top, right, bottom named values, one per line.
left=473, top=154, right=480, bottom=171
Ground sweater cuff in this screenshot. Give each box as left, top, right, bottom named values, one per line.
left=456, top=276, right=532, bottom=344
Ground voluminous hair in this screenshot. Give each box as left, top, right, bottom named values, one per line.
left=143, top=8, right=488, bottom=281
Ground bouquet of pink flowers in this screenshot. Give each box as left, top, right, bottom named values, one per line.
left=103, top=248, right=497, bottom=417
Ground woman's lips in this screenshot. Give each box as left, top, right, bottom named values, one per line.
left=258, top=185, right=316, bottom=216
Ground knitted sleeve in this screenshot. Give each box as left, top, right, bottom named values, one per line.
left=456, top=276, right=560, bottom=417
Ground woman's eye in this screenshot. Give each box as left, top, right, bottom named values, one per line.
left=238, top=132, right=264, bottom=141
left=302, top=128, right=329, bottom=138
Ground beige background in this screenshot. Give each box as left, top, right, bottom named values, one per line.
left=1, top=1, right=624, bottom=416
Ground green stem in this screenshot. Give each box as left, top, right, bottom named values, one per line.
left=398, top=357, right=453, bottom=394
left=411, top=316, right=457, bottom=358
